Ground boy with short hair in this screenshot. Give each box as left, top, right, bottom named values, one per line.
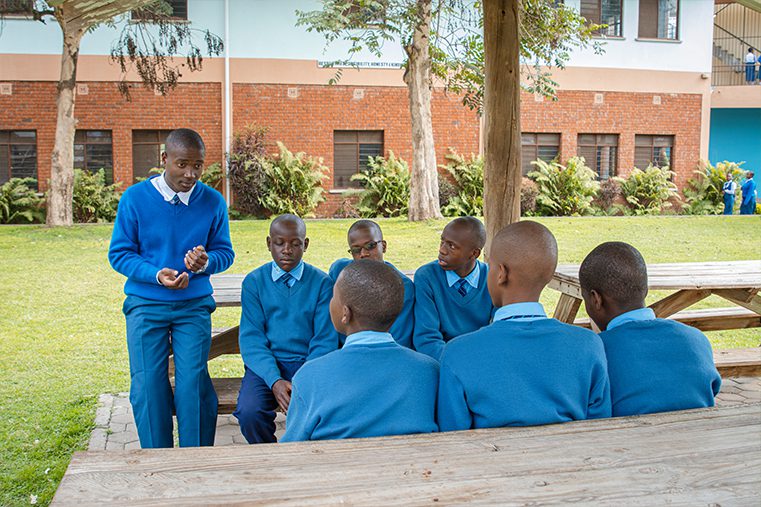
left=328, top=219, right=415, bottom=348
left=413, top=217, right=494, bottom=360
left=437, top=221, right=610, bottom=431
left=282, top=260, right=439, bottom=441
left=579, top=242, right=721, bottom=417
left=234, top=214, right=338, bottom=443
left=109, top=128, right=234, bottom=448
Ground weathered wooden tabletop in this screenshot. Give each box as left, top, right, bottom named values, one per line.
left=52, top=403, right=761, bottom=506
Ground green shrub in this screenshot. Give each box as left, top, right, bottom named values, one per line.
left=229, top=124, right=269, bottom=217
left=438, top=174, right=457, bottom=209
left=440, top=150, right=483, bottom=217
left=200, top=162, right=224, bottom=191
left=528, top=157, right=599, bottom=216
left=259, top=142, right=328, bottom=217
left=683, top=160, right=744, bottom=215
left=350, top=151, right=410, bottom=218
left=520, top=177, right=539, bottom=216
left=616, top=164, right=679, bottom=215
left=0, top=178, right=44, bottom=224
left=73, top=169, right=122, bottom=223
left=592, top=178, right=622, bottom=215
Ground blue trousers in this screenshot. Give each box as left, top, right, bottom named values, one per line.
left=746, top=63, right=756, bottom=83
left=124, top=295, right=218, bottom=448
left=234, top=360, right=304, bottom=444
left=723, top=194, right=735, bottom=215
left=740, top=200, right=755, bottom=215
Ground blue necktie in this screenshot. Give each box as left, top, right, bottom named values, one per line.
left=170, top=194, right=181, bottom=205
left=281, top=272, right=294, bottom=288
left=455, top=278, right=468, bottom=297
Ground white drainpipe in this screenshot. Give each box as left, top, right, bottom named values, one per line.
left=224, top=0, right=232, bottom=207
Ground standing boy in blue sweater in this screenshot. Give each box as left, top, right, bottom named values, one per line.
left=109, top=128, right=235, bottom=448
left=437, top=221, right=611, bottom=431
left=234, top=214, right=338, bottom=443
left=579, top=242, right=721, bottom=417
left=328, top=220, right=415, bottom=348
left=282, top=260, right=438, bottom=441
left=413, top=217, right=494, bottom=360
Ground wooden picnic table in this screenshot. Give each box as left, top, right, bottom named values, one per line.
left=52, top=403, right=761, bottom=505
left=549, top=260, right=761, bottom=329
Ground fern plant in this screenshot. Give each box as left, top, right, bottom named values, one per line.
left=440, top=149, right=483, bottom=217
left=350, top=151, right=410, bottom=218
left=683, top=160, right=744, bottom=215
left=73, top=169, right=122, bottom=223
left=0, top=178, right=44, bottom=224
left=258, top=142, right=328, bottom=217
left=617, top=164, right=679, bottom=215
left=528, top=157, right=599, bottom=216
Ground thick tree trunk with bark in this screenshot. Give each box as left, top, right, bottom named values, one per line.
left=483, top=0, right=522, bottom=253
left=404, top=0, right=442, bottom=222
left=47, top=15, right=84, bottom=226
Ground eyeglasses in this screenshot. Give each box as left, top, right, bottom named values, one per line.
left=348, top=240, right=384, bottom=255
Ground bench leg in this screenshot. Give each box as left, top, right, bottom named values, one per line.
left=713, top=289, right=761, bottom=316
left=649, top=289, right=712, bottom=319
left=554, top=293, right=582, bottom=324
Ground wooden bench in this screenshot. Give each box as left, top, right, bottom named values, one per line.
left=52, top=403, right=761, bottom=505
left=574, top=306, right=761, bottom=332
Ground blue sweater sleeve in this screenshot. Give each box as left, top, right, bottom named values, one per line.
left=108, top=191, right=161, bottom=285
left=238, top=274, right=282, bottom=388
left=307, top=277, right=339, bottom=360
left=587, top=354, right=612, bottom=419
left=204, top=199, right=235, bottom=275
left=281, top=387, right=317, bottom=442
left=437, top=361, right=472, bottom=431
left=413, top=269, right=446, bottom=361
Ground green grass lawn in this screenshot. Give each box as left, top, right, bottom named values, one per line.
left=0, top=216, right=759, bottom=505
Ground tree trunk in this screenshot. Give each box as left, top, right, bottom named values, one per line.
left=404, top=0, right=442, bottom=222
left=483, top=0, right=522, bottom=254
left=47, top=15, right=84, bottom=226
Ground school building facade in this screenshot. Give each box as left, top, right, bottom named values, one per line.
left=0, top=0, right=758, bottom=216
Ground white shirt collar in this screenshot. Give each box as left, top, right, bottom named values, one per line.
left=151, top=173, right=195, bottom=206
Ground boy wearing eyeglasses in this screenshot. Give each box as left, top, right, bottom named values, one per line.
left=234, top=214, right=338, bottom=443
left=328, top=220, right=414, bottom=348
left=413, top=217, right=494, bottom=361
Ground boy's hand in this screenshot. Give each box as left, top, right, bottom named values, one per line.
left=158, top=268, right=189, bottom=290
left=272, top=379, right=292, bottom=413
left=184, top=245, right=209, bottom=273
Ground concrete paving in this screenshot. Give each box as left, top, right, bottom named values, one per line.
left=89, top=376, right=761, bottom=451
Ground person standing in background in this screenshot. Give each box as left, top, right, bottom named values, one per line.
left=745, top=48, right=757, bottom=84
left=723, top=172, right=738, bottom=215
left=740, top=171, right=757, bottom=215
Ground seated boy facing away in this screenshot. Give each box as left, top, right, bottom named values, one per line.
left=413, top=217, right=494, bottom=361
left=282, top=260, right=439, bottom=442
left=328, top=219, right=415, bottom=348
left=437, top=221, right=611, bottom=431
left=234, top=214, right=338, bottom=443
left=579, top=242, right=721, bottom=417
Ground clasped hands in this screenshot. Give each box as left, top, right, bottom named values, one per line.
left=158, top=245, right=208, bottom=290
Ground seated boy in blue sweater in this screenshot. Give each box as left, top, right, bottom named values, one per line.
left=109, top=128, right=235, bottom=448
left=413, top=217, right=494, bottom=360
left=234, top=214, right=338, bottom=443
left=579, top=242, right=722, bottom=417
left=328, top=220, right=414, bottom=348
left=438, top=221, right=611, bottom=431
left=282, top=260, right=438, bottom=441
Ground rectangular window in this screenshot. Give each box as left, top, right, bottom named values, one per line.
left=333, top=130, right=384, bottom=188
left=634, top=135, right=674, bottom=169
left=75, top=130, right=114, bottom=184
left=0, top=0, right=33, bottom=15
left=581, top=0, right=623, bottom=37
left=638, top=0, right=679, bottom=40
left=132, top=130, right=172, bottom=182
left=132, top=0, right=187, bottom=21
left=0, top=130, right=37, bottom=188
left=521, top=133, right=561, bottom=175
left=577, top=134, right=618, bottom=179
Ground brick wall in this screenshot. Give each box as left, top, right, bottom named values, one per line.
left=0, top=81, right=223, bottom=189
left=521, top=90, right=703, bottom=185
left=232, top=84, right=481, bottom=215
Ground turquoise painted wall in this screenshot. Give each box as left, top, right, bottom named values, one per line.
left=709, top=108, right=761, bottom=187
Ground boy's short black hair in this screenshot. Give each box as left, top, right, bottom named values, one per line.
left=338, top=259, right=404, bottom=330
left=348, top=219, right=383, bottom=238
left=165, top=128, right=205, bottom=153
left=449, top=216, right=486, bottom=249
left=270, top=213, right=306, bottom=236
left=579, top=242, right=648, bottom=306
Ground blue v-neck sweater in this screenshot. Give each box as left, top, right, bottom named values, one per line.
left=328, top=258, right=415, bottom=348
left=600, top=319, right=721, bottom=417
left=438, top=319, right=611, bottom=431
left=413, top=260, right=494, bottom=360
left=239, top=262, right=338, bottom=388
left=108, top=178, right=234, bottom=301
